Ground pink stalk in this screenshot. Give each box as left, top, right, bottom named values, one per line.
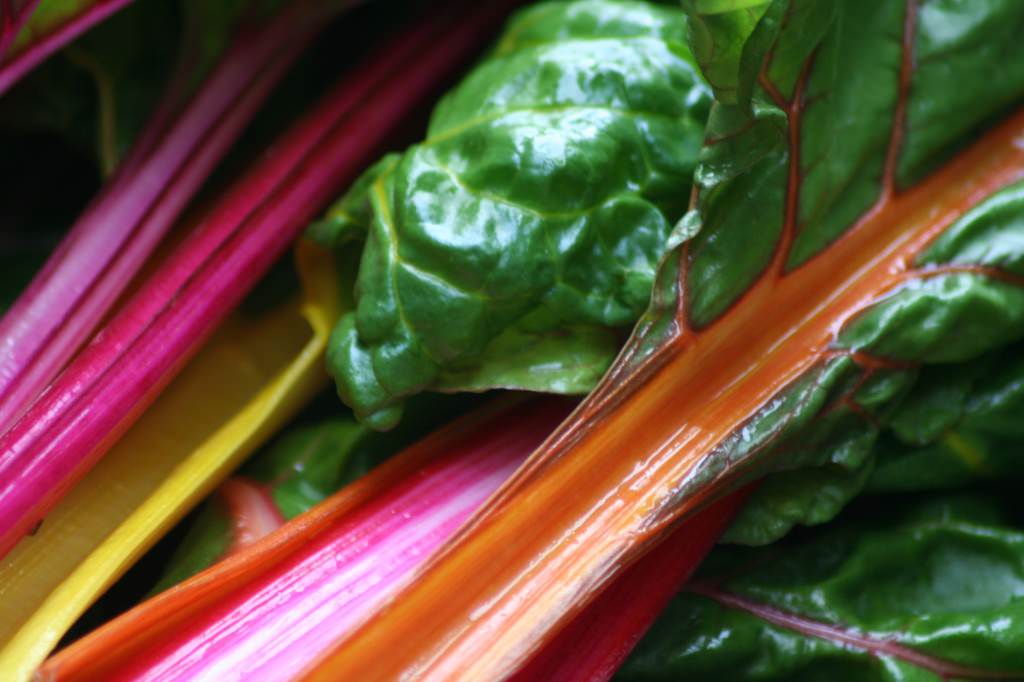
left=0, top=0, right=132, bottom=95
left=121, top=401, right=568, bottom=681
left=510, top=488, right=752, bottom=682
left=42, top=398, right=570, bottom=681
left=0, top=1, right=344, bottom=434
left=44, top=397, right=747, bottom=682
left=219, top=478, right=286, bottom=555
left=0, top=0, right=520, bottom=561
left=0, top=0, right=41, bottom=62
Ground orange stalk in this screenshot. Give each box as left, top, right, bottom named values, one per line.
left=303, top=107, right=1024, bottom=680
left=508, top=487, right=752, bottom=682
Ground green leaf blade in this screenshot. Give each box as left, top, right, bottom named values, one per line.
left=316, top=0, right=712, bottom=428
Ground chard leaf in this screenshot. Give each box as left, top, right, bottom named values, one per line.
left=679, top=0, right=771, bottom=104
left=637, top=0, right=1024, bottom=544
left=621, top=492, right=1024, bottom=681
left=868, top=430, right=1023, bottom=494
left=312, top=0, right=711, bottom=428
left=726, top=180, right=1024, bottom=543
left=279, top=3, right=1024, bottom=669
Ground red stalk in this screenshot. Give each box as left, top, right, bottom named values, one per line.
left=0, top=1, right=343, bottom=434
left=510, top=488, right=751, bottom=682
left=0, top=0, right=520, bottom=562
left=0, top=0, right=132, bottom=95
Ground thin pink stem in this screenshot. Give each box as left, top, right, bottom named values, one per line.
left=219, top=479, right=286, bottom=555
left=0, top=0, right=41, bottom=61
left=0, top=0, right=132, bottom=95
left=0, top=0, right=518, bottom=561
left=0, top=2, right=330, bottom=434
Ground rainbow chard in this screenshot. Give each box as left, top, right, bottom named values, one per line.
left=0, top=0, right=517, bottom=561
left=40, top=396, right=748, bottom=681
left=303, top=1, right=1024, bottom=677
left=39, top=399, right=571, bottom=680
left=150, top=396, right=473, bottom=591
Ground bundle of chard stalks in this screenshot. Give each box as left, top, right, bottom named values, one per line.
left=3, top=0, right=1024, bottom=679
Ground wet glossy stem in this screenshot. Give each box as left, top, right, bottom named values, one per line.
left=38, top=398, right=566, bottom=681
left=510, top=488, right=750, bottom=682
left=0, top=0, right=517, bottom=562
left=0, top=0, right=132, bottom=95
left=305, top=109, right=1024, bottom=681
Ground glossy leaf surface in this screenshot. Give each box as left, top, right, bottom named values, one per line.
left=306, top=2, right=1024, bottom=677
left=647, top=0, right=1024, bottom=545
left=731, top=340, right=1024, bottom=544
left=311, top=0, right=712, bottom=428
left=621, top=492, right=1024, bottom=682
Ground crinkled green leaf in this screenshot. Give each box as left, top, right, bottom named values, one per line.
left=311, top=0, right=711, bottom=428
left=621, top=492, right=1024, bottom=682
left=730, top=335, right=1024, bottom=545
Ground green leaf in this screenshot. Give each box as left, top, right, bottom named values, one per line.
left=626, top=0, right=1024, bottom=545
left=868, top=430, right=1024, bottom=495
left=682, top=0, right=1024, bottom=326
left=621, top=491, right=1024, bottom=681
left=148, top=503, right=233, bottom=595
left=312, top=0, right=712, bottom=428
left=679, top=0, right=771, bottom=104
left=728, top=334, right=1024, bottom=545
left=241, top=418, right=370, bottom=520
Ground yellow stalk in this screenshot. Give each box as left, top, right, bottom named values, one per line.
left=0, top=241, right=338, bottom=681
